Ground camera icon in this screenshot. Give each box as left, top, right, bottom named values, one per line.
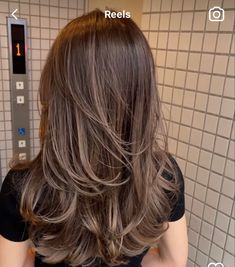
left=209, top=6, right=225, bottom=21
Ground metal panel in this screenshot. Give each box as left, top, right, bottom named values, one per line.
left=7, top=17, right=30, bottom=161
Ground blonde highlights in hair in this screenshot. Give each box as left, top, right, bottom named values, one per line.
left=11, top=9, right=180, bottom=266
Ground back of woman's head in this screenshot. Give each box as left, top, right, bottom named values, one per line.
left=13, top=9, right=179, bottom=267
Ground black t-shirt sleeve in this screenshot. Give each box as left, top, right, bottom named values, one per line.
left=165, top=155, right=185, bottom=222
left=0, top=169, right=29, bottom=241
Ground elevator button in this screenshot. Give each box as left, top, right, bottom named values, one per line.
left=18, top=128, right=26, bottom=136
left=16, top=81, right=24, bottom=89
left=19, top=153, right=27, bottom=160
left=17, top=96, right=24, bottom=104
left=18, top=140, right=26, bottom=147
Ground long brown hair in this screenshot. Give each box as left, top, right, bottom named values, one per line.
left=11, top=9, right=180, bottom=266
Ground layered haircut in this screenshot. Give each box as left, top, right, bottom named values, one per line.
left=11, top=9, right=180, bottom=267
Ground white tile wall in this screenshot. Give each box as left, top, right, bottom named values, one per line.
left=142, top=0, right=235, bottom=265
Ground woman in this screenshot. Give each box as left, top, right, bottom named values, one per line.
left=0, top=9, right=188, bottom=267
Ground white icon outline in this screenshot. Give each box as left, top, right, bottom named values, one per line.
left=16, top=96, right=25, bottom=104
left=208, top=6, right=225, bottom=22
left=208, top=262, right=224, bottom=267
left=16, top=81, right=24, bottom=90
left=18, top=140, right=26, bottom=148
left=11, top=9, right=18, bottom=20
left=19, top=153, right=27, bottom=160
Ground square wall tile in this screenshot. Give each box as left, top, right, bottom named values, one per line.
left=200, top=54, right=214, bottom=73
left=213, top=55, right=229, bottom=75
left=177, top=141, right=188, bottom=159
left=202, top=132, right=215, bottom=151
left=194, top=183, right=207, bottom=201
left=216, top=34, right=233, bottom=53
left=220, top=98, right=234, bottom=119
left=227, top=56, right=235, bottom=76
left=225, top=235, right=235, bottom=255
left=228, top=140, right=234, bottom=159
left=166, top=51, right=177, bottom=68
left=210, top=243, right=223, bottom=263
left=192, top=198, right=204, bottom=217
left=170, top=13, right=181, bottom=30
left=199, top=150, right=212, bottom=169
left=161, top=0, right=172, bottom=11
left=181, top=108, right=193, bottom=126
left=164, top=67, right=175, bottom=86
left=148, top=32, right=157, bottom=48
left=204, top=114, right=218, bottom=134
left=201, top=221, right=213, bottom=240
left=179, top=32, right=191, bottom=50
left=213, top=227, right=227, bottom=248
left=188, top=228, right=199, bottom=247
left=210, top=75, right=225, bottom=96
left=159, top=13, right=170, bottom=30
left=168, top=32, right=179, bottom=50
left=151, top=0, right=162, bottom=11
left=179, top=125, right=190, bottom=142
left=175, top=70, right=187, bottom=87
left=205, top=189, right=219, bottom=208
left=176, top=52, right=188, bottom=69
left=188, top=146, right=200, bottom=163
left=216, top=211, right=230, bottom=232
left=183, top=90, right=195, bottom=108
left=203, top=204, right=216, bottom=224
left=188, top=244, right=197, bottom=262
left=220, top=10, right=235, bottom=31
left=207, top=95, right=221, bottom=115
left=208, top=172, right=222, bottom=191
left=162, top=86, right=173, bottom=103
left=193, top=11, right=206, bottom=30
left=222, top=178, right=235, bottom=199
left=190, top=128, right=202, bottom=146
left=141, top=14, right=150, bottom=31
left=172, top=88, right=184, bottom=105
left=190, top=33, right=203, bottom=51
left=190, top=214, right=202, bottom=232
left=192, top=111, right=205, bottom=130
left=203, top=33, right=217, bottom=52
left=185, top=162, right=197, bottom=180
left=172, top=0, right=183, bottom=10
left=218, top=195, right=233, bottom=215
left=214, top=136, right=229, bottom=156
left=229, top=219, right=234, bottom=236
left=185, top=178, right=195, bottom=195
left=196, top=250, right=208, bottom=267
left=171, top=105, right=182, bottom=123
left=150, top=13, right=159, bottom=30
left=185, top=72, right=198, bottom=90
left=225, top=159, right=235, bottom=180
left=195, top=93, right=208, bottom=112
left=198, top=235, right=211, bottom=255
left=211, top=154, right=226, bottom=174
left=181, top=12, right=193, bottom=30
left=157, top=32, right=168, bottom=49
left=188, top=53, right=201, bottom=71
left=217, top=118, right=233, bottom=138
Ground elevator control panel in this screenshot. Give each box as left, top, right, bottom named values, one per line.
left=7, top=17, right=30, bottom=161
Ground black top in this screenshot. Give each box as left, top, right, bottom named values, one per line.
left=0, top=156, right=185, bottom=267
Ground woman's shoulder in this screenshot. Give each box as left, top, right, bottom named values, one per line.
left=163, top=153, right=185, bottom=222
left=1, top=167, right=29, bottom=197
left=160, top=152, right=184, bottom=184
left=0, top=167, right=30, bottom=242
